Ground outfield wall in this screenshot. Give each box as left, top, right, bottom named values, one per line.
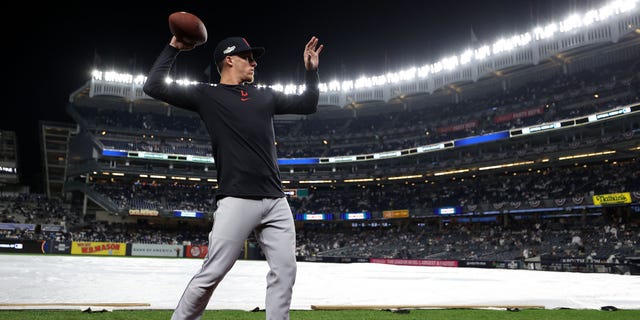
left=2, top=239, right=636, bottom=275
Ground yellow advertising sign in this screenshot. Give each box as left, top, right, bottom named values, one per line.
left=382, top=209, right=409, bottom=219
left=71, top=242, right=127, bottom=256
left=592, top=192, right=631, bottom=206
left=128, top=209, right=159, bottom=216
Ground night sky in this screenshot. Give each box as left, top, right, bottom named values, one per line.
left=3, top=0, right=608, bottom=192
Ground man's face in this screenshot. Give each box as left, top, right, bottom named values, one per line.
left=232, top=53, right=257, bottom=83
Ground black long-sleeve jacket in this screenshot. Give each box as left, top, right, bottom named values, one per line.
left=143, top=45, right=319, bottom=200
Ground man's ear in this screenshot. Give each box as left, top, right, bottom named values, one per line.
left=218, top=56, right=232, bottom=73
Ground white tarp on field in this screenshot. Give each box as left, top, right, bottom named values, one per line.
left=1, top=255, right=639, bottom=310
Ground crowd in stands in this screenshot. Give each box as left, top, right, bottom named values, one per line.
left=72, top=59, right=639, bottom=160
left=1, top=193, right=82, bottom=242
left=276, top=60, right=639, bottom=158
left=92, top=181, right=215, bottom=213
left=76, top=108, right=208, bottom=138
left=2, top=152, right=639, bottom=264
left=287, top=159, right=640, bottom=214
left=295, top=214, right=638, bottom=262
left=100, top=136, right=212, bottom=157
left=2, top=191, right=637, bottom=264
left=0, top=193, right=82, bottom=228
left=72, top=157, right=640, bottom=216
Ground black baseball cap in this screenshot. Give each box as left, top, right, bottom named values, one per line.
left=214, top=37, right=265, bottom=65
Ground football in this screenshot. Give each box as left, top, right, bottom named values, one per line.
left=168, top=11, right=208, bottom=46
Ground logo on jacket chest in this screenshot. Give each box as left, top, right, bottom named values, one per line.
left=240, top=89, right=250, bottom=102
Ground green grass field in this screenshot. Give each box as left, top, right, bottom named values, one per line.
left=0, top=308, right=638, bottom=320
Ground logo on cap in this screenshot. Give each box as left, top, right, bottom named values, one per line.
left=214, top=37, right=265, bottom=66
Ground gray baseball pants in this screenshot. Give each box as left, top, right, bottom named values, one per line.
left=171, top=196, right=297, bottom=320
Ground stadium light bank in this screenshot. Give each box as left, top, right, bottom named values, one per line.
left=90, top=0, right=638, bottom=95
